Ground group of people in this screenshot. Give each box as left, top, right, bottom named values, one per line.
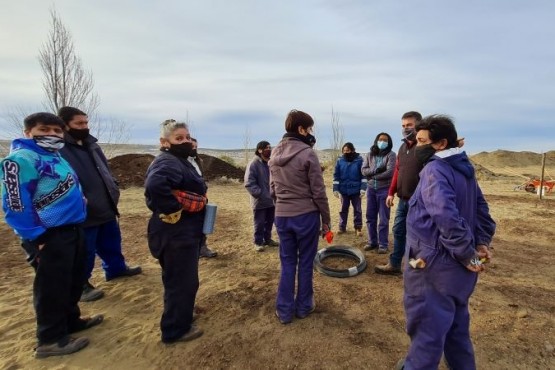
left=1, top=108, right=495, bottom=369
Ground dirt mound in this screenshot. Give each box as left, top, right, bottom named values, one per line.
left=471, top=161, right=498, bottom=180
left=198, top=154, right=244, bottom=181
left=108, top=153, right=244, bottom=188
left=470, top=150, right=555, bottom=168
left=108, top=153, right=155, bottom=188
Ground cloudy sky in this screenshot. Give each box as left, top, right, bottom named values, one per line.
left=1, top=0, right=554, bottom=154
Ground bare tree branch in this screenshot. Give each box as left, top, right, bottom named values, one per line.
left=330, top=106, right=344, bottom=161
left=38, top=8, right=99, bottom=115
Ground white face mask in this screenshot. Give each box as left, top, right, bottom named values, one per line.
left=34, top=135, right=65, bottom=151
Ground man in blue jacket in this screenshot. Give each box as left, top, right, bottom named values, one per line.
left=1, top=112, right=102, bottom=358
left=244, top=140, right=277, bottom=252
left=58, top=107, right=141, bottom=302
left=397, top=115, right=496, bottom=370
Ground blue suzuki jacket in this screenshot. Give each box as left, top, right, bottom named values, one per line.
left=1, top=139, right=87, bottom=241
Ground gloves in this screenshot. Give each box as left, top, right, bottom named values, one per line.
left=375, top=166, right=386, bottom=175
left=333, top=191, right=340, bottom=198
left=159, top=209, right=183, bottom=224
left=360, top=190, right=366, bottom=198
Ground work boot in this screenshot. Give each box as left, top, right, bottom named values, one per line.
left=200, top=245, right=218, bottom=258
left=377, top=247, right=389, bottom=254
left=374, top=262, right=402, bottom=275
left=80, top=281, right=104, bottom=302
left=35, top=337, right=89, bottom=358
left=254, top=244, right=265, bottom=252
left=337, top=229, right=346, bottom=234
left=355, top=228, right=363, bottom=237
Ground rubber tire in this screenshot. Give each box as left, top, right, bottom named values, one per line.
left=313, top=246, right=367, bottom=278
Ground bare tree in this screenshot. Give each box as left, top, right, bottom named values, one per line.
left=330, top=106, right=344, bottom=161
left=38, top=8, right=99, bottom=116
left=95, top=117, right=133, bottom=158
left=243, top=126, right=251, bottom=167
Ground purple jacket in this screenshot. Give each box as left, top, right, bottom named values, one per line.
left=406, top=149, right=496, bottom=267
left=269, top=137, right=330, bottom=225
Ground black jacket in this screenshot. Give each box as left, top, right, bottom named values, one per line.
left=60, top=133, right=120, bottom=227
left=145, top=151, right=208, bottom=240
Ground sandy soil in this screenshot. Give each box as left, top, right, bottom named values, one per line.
left=0, top=161, right=554, bottom=369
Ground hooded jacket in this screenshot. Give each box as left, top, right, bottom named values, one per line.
left=333, top=154, right=366, bottom=195
left=269, top=137, right=330, bottom=225
left=406, top=148, right=496, bottom=267
left=1, top=138, right=87, bottom=241
left=59, top=133, right=120, bottom=227
left=244, top=155, right=274, bottom=210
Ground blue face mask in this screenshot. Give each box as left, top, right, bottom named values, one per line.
left=377, top=141, right=388, bottom=150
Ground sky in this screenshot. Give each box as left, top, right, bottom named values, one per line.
left=1, top=0, right=554, bottom=154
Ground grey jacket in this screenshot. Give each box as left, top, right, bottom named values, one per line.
left=244, top=155, right=274, bottom=210
left=361, top=150, right=396, bottom=190
left=269, top=137, right=330, bottom=225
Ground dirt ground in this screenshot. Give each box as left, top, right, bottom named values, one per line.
left=0, top=156, right=554, bottom=369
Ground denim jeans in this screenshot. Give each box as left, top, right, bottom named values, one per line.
left=83, top=219, right=127, bottom=280
left=390, top=198, right=409, bottom=268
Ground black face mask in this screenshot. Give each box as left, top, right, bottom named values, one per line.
left=343, top=152, right=356, bottom=162
left=68, top=128, right=90, bottom=141
left=191, top=149, right=198, bottom=158
left=306, top=133, right=316, bottom=147
left=166, top=142, right=194, bottom=159
left=415, top=144, right=436, bottom=164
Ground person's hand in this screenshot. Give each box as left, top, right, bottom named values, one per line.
left=333, top=191, right=340, bottom=198
left=321, top=223, right=330, bottom=238
left=386, top=195, right=395, bottom=208
left=476, top=244, right=493, bottom=263
left=360, top=190, right=366, bottom=198
left=466, top=257, right=486, bottom=273
left=375, top=166, right=386, bottom=175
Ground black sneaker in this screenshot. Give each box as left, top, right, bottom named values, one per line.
left=80, top=281, right=104, bottom=302
left=200, top=245, right=218, bottom=258
left=35, top=337, right=89, bottom=358
left=364, top=244, right=379, bottom=251
left=264, top=239, right=279, bottom=247
left=106, top=266, right=142, bottom=281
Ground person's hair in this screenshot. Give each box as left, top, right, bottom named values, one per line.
left=284, top=109, right=314, bottom=133
left=160, top=119, right=188, bottom=139
left=24, top=112, right=65, bottom=130
left=401, top=111, right=422, bottom=121
left=370, top=132, right=393, bottom=155
left=255, top=140, right=270, bottom=156
left=342, top=142, right=355, bottom=153
left=416, top=114, right=459, bottom=149
left=57, top=106, right=87, bottom=125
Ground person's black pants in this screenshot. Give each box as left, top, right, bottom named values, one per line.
left=28, top=225, right=86, bottom=345
left=158, top=236, right=200, bottom=342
